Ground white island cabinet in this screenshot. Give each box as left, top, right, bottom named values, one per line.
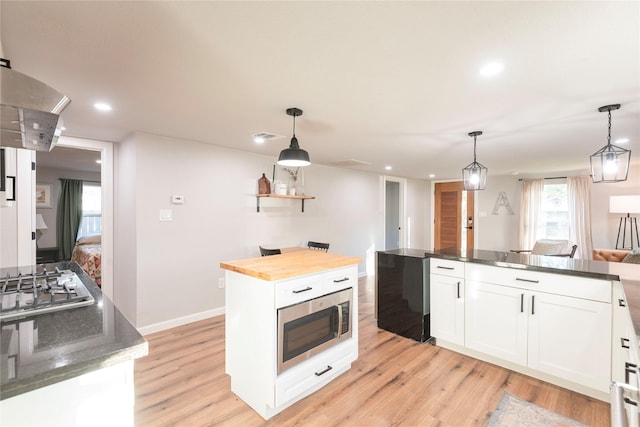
left=431, top=258, right=613, bottom=401
left=221, top=250, right=361, bottom=420
left=429, top=258, right=465, bottom=346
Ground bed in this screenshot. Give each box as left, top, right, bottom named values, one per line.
left=71, top=235, right=102, bottom=286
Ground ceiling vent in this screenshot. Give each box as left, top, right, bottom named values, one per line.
left=252, top=132, right=282, bottom=143
left=326, top=159, right=372, bottom=168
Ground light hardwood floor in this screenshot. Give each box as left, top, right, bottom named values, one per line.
left=135, top=276, right=610, bottom=426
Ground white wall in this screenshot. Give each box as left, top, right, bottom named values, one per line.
left=115, top=132, right=428, bottom=330
left=114, top=134, right=138, bottom=325
left=476, top=175, right=521, bottom=251
left=35, top=166, right=101, bottom=249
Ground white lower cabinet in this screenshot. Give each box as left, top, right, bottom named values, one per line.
left=431, top=258, right=615, bottom=399
left=612, top=281, right=640, bottom=427
left=465, top=281, right=528, bottom=365
left=430, top=272, right=465, bottom=346
left=527, top=291, right=611, bottom=391
left=466, top=280, right=611, bottom=391
left=430, top=259, right=465, bottom=346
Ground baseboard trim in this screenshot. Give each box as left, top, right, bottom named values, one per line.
left=138, top=306, right=225, bottom=336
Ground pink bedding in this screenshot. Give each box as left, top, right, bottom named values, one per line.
left=71, top=243, right=102, bottom=286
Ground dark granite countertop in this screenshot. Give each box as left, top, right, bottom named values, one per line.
left=0, top=261, right=148, bottom=400
left=379, top=248, right=640, bottom=342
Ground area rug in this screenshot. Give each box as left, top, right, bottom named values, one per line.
left=486, top=392, right=588, bottom=427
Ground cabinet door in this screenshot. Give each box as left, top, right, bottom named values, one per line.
left=528, top=291, right=611, bottom=392
left=430, top=274, right=464, bottom=345
left=465, top=281, right=528, bottom=365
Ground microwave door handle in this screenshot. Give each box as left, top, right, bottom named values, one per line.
left=336, top=305, right=343, bottom=338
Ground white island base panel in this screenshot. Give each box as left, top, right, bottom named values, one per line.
left=0, top=360, right=135, bottom=427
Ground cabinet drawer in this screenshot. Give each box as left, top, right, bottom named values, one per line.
left=275, top=339, right=356, bottom=407
left=430, top=258, right=465, bottom=278
left=465, top=263, right=611, bottom=303
left=324, top=266, right=357, bottom=293
left=275, top=274, right=324, bottom=308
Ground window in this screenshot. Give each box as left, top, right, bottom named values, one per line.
left=77, top=182, right=101, bottom=238
left=540, top=182, right=568, bottom=240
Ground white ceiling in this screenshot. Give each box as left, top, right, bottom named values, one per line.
left=2, top=1, right=639, bottom=180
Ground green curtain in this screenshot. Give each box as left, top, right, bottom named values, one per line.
left=57, top=179, right=83, bottom=260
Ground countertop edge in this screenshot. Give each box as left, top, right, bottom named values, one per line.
left=0, top=340, right=149, bottom=400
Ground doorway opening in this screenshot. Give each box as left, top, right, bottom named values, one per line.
left=383, top=176, right=406, bottom=250
left=42, top=137, right=114, bottom=299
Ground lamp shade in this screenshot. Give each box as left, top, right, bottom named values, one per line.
left=590, top=144, right=631, bottom=183
left=277, top=137, right=311, bottom=167
left=35, top=213, right=47, bottom=230
left=277, top=107, right=310, bottom=167
left=610, top=195, right=640, bottom=214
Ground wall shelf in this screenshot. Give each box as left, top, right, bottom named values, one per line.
left=256, top=194, right=316, bottom=213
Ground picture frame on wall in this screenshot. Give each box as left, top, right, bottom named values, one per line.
left=35, top=184, right=52, bottom=208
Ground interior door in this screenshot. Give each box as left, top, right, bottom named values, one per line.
left=434, top=181, right=474, bottom=250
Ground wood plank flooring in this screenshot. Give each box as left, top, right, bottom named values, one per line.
left=134, top=276, right=610, bottom=426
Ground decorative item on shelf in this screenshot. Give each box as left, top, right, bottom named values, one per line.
left=282, top=167, right=303, bottom=196
left=277, top=107, right=310, bottom=167
left=590, top=104, right=630, bottom=183
left=462, top=131, right=488, bottom=191
left=258, top=173, right=271, bottom=195
left=610, top=195, right=640, bottom=250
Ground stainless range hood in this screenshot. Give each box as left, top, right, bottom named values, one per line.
left=0, top=58, right=71, bottom=152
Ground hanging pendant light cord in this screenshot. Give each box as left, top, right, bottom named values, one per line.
left=473, top=134, right=478, bottom=162
left=607, top=109, right=612, bottom=146
left=292, top=113, right=296, bottom=138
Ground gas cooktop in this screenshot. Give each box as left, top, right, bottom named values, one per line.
left=0, top=267, right=95, bottom=321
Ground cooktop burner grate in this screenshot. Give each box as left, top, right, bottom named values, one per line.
left=0, top=267, right=94, bottom=321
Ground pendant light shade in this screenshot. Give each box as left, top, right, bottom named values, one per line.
left=462, top=131, right=488, bottom=191
left=278, top=107, right=310, bottom=167
left=590, top=104, right=630, bottom=183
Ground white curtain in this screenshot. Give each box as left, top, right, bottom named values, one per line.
left=518, top=179, right=545, bottom=250
left=567, top=176, right=593, bottom=259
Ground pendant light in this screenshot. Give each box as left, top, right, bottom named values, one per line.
left=277, top=107, right=310, bottom=167
left=590, top=104, right=630, bottom=183
left=462, top=131, right=488, bottom=191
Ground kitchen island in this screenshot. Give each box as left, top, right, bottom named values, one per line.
left=411, top=248, right=639, bottom=424
left=220, top=249, right=362, bottom=419
left=0, top=261, right=148, bottom=426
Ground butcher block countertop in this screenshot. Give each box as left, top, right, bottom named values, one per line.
left=220, top=249, right=362, bottom=281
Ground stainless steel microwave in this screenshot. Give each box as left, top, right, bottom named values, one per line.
left=277, top=287, right=353, bottom=374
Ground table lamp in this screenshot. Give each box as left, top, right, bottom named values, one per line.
left=35, top=214, right=48, bottom=248
left=610, top=195, right=640, bottom=250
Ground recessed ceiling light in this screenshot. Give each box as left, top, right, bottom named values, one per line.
left=254, top=136, right=265, bottom=144
left=93, top=102, right=112, bottom=112
left=480, top=62, right=504, bottom=77
left=385, top=166, right=392, bottom=170
left=616, top=137, right=630, bottom=144
left=429, top=174, right=435, bottom=178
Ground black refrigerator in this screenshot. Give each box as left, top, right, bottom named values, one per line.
left=376, top=249, right=430, bottom=342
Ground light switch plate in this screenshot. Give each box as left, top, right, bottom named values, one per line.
left=159, top=209, right=172, bottom=221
